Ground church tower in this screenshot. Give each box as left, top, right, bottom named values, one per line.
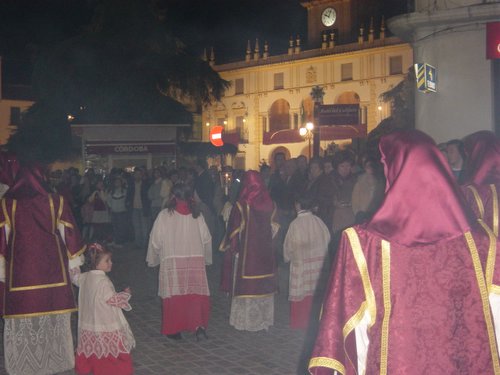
left=301, top=0, right=358, bottom=48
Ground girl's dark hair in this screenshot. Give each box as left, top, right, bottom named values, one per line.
left=86, top=242, right=112, bottom=270
left=166, top=183, right=200, bottom=218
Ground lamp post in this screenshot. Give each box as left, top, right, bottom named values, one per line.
left=310, top=86, right=325, bottom=158
left=299, top=121, right=314, bottom=160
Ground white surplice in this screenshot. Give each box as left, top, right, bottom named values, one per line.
left=146, top=209, right=212, bottom=298
left=283, top=210, right=330, bottom=302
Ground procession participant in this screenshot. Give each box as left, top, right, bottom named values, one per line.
left=462, top=130, right=500, bottom=236
left=147, top=183, right=212, bottom=340
left=1, top=163, right=85, bottom=375
left=220, top=170, right=278, bottom=331
left=284, top=194, right=330, bottom=329
left=74, top=243, right=135, bottom=375
left=0, top=151, right=19, bottom=316
left=309, top=130, right=500, bottom=374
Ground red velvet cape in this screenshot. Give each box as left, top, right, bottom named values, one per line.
left=0, top=165, right=85, bottom=317
left=310, top=130, right=500, bottom=374
left=220, top=170, right=277, bottom=297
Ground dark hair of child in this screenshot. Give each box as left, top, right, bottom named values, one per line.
left=296, top=194, right=315, bottom=211
left=86, top=242, right=113, bottom=271
left=166, top=183, right=200, bottom=218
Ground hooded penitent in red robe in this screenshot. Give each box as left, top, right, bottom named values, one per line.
left=309, top=130, right=500, bottom=374
left=461, top=130, right=500, bottom=236
left=0, top=164, right=85, bottom=317
left=220, top=170, right=277, bottom=297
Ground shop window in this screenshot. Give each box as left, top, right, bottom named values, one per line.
left=341, top=63, right=353, bottom=81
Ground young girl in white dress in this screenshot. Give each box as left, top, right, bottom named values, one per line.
left=72, top=243, right=135, bottom=375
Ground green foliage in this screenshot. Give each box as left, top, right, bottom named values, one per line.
left=380, top=67, right=415, bottom=129
left=7, top=0, right=229, bottom=164
left=32, top=0, right=228, bottom=124
left=7, top=102, right=75, bottom=164
left=365, top=68, right=416, bottom=160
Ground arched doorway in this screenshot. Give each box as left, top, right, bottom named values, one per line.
left=335, top=91, right=360, bottom=104
left=269, top=99, right=290, bottom=132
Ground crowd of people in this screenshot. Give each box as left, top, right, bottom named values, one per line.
left=1, top=128, right=500, bottom=374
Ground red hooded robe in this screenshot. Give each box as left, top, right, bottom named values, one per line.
left=0, top=164, right=85, bottom=317
left=309, top=130, right=500, bottom=374
left=462, top=130, right=500, bottom=237
left=220, top=170, right=278, bottom=297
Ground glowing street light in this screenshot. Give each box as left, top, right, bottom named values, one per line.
left=300, top=122, right=314, bottom=160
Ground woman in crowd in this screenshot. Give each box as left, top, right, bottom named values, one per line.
left=331, top=150, right=357, bottom=235
left=87, top=177, right=111, bottom=242
left=220, top=170, right=278, bottom=331
left=146, top=183, right=212, bottom=340
left=309, top=130, right=500, bottom=374
left=107, top=176, right=128, bottom=247
left=351, top=157, right=385, bottom=223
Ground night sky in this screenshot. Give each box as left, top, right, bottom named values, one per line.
left=0, top=0, right=408, bottom=84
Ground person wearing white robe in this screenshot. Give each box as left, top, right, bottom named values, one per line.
left=146, top=183, right=212, bottom=340
left=284, top=195, right=330, bottom=329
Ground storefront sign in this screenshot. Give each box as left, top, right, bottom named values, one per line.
left=487, top=22, right=500, bottom=60
left=318, top=104, right=359, bottom=125
left=85, top=141, right=175, bottom=155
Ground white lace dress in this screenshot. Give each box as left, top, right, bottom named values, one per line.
left=74, top=270, right=135, bottom=359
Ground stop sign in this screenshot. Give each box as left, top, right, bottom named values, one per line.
left=209, top=126, right=224, bottom=147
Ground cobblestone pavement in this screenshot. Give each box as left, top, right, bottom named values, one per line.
left=0, top=243, right=321, bottom=375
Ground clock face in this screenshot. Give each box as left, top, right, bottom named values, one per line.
left=321, top=7, right=336, bottom=27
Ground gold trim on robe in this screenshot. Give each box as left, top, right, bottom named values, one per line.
left=309, top=357, right=346, bottom=374
left=468, top=185, right=485, bottom=219
left=380, top=240, right=391, bottom=375
left=491, top=184, right=498, bottom=237
left=3, top=307, right=78, bottom=319
left=464, top=231, right=500, bottom=374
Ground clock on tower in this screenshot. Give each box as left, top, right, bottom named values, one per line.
left=301, top=0, right=355, bottom=47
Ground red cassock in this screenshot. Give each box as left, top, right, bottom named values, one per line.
left=309, top=130, right=500, bottom=374
left=0, top=193, right=85, bottom=317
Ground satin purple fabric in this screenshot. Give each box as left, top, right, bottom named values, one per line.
left=463, top=130, right=500, bottom=186
left=0, top=152, right=19, bottom=187
left=237, top=170, right=273, bottom=213
left=309, top=130, right=499, bottom=374
left=366, top=130, right=471, bottom=247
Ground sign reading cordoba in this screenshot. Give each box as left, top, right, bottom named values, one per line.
left=85, top=142, right=176, bottom=155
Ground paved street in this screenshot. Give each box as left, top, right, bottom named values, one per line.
left=0, top=243, right=320, bottom=375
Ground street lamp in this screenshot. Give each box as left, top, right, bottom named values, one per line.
left=299, top=122, right=314, bottom=160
